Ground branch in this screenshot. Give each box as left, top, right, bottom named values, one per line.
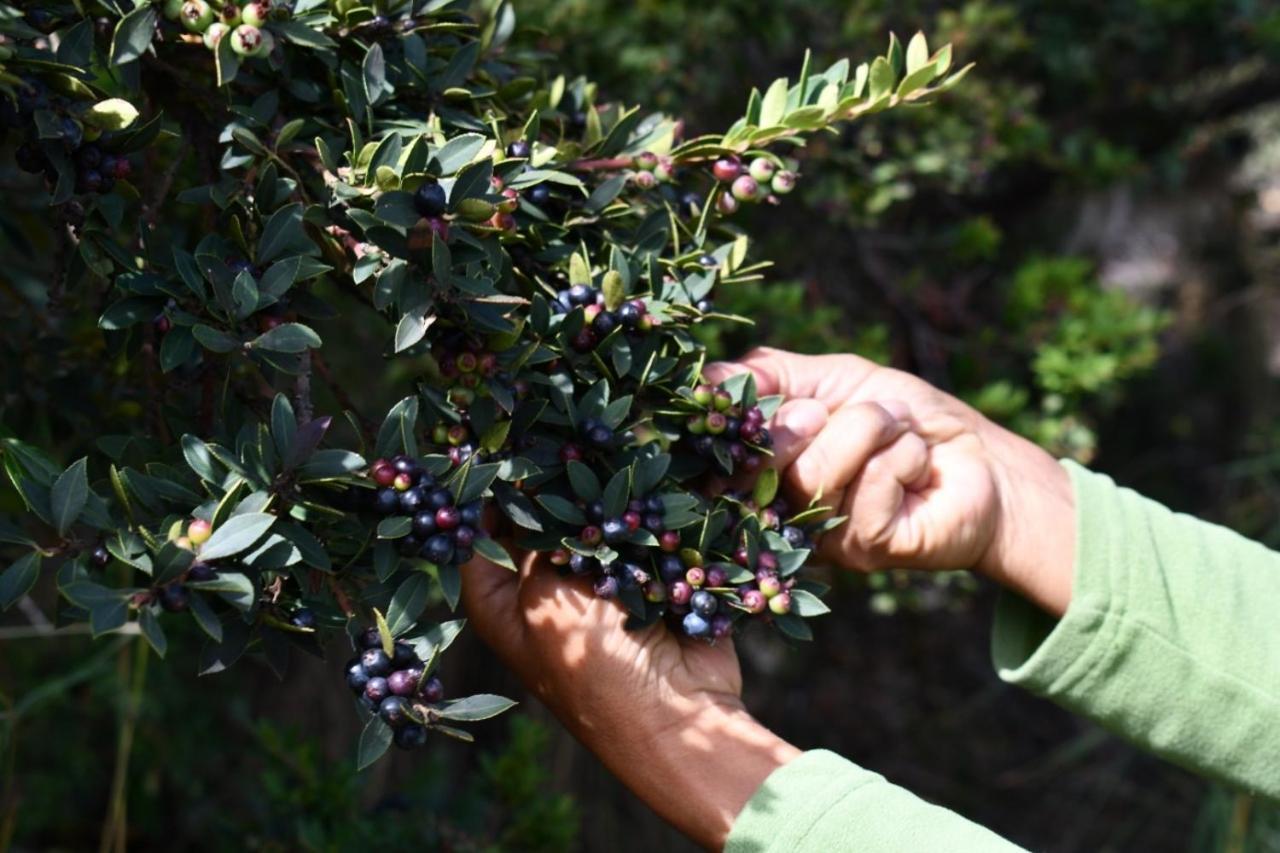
left=294, top=350, right=314, bottom=424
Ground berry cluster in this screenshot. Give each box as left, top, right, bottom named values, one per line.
left=558, top=415, right=624, bottom=462
left=345, top=629, right=444, bottom=751
left=164, top=0, right=282, bottom=57
left=551, top=283, right=659, bottom=353
left=710, top=155, right=798, bottom=215
left=3, top=78, right=132, bottom=197
left=549, top=493, right=679, bottom=599
left=682, top=384, right=773, bottom=475
left=629, top=150, right=677, bottom=191
left=368, top=456, right=483, bottom=567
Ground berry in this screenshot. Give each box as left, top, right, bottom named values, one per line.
left=644, top=513, right=665, bottom=533
left=567, top=284, right=593, bottom=306
left=594, top=576, right=619, bottom=598
left=549, top=548, right=571, bottom=566
left=782, top=526, right=806, bottom=547
left=158, top=584, right=189, bottom=612
left=758, top=575, right=783, bottom=599
left=713, top=390, right=733, bottom=411
left=717, top=193, right=740, bottom=215
left=741, top=589, right=767, bottom=614
left=592, top=310, right=618, bottom=336
left=412, top=181, right=447, bottom=217
left=705, top=412, right=727, bottom=435
left=670, top=580, right=693, bottom=605
left=371, top=462, right=396, bottom=486
left=568, top=554, right=594, bottom=575
left=412, top=511, right=438, bottom=537
left=685, top=566, right=706, bottom=587
left=290, top=608, right=317, bottom=630
left=435, top=505, right=461, bottom=530
left=529, top=184, right=551, bottom=205
left=659, top=531, right=681, bottom=552
left=617, top=303, right=641, bottom=328
left=623, top=511, right=642, bottom=531
left=379, top=696, right=411, bottom=726
left=392, top=641, right=418, bottom=667
left=420, top=674, right=445, bottom=703
left=711, top=614, right=734, bottom=639
left=757, top=551, right=779, bottom=573
left=180, top=0, right=214, bottom=32
left=374, top=488, right=400, bottom=514
left=187, top=518, right=212, bottom=545
left=731, top=175, right=759, bottom=201
left=570, top=328, right=597, bottom=352
left=633, top=170, right=657, bottom=190
left=580, top=525, right=603, bottom=546
left=601, top=518, right=627, bottom=543
left=393, top=472, right=413, bottom=492
left=691, top=590, right=717, bottom=617
left=454, top=525, right=476, bottom=548
left=90, top=545, right=111, bottom=568
left=706, top=567, right=728, bottom=588
left=634, top=151, right=659, bottom=171
left=394, top=724, right=429, bottom=749
left=346, top=660, right=371, bottom=694
left=749, top=158, right=776, bottom=182
left=559, top=443, right=584, bottom=463
left=241, top=1, right=269, bottom=26
left=230, top=24, right=266, bottom=57
left=692, top=384, right=714, bottom=406
left=696, top=299, right=715, bottom=313
left=506, top=140, right=532, bottom=159
left=712, top=156, right=742, bottom=182
left=587, top=425, right=615, bottom=448
left=771, top=170, right=797, bottom=194
left=365, top=677, right=391, bottom=704
left=682, top=612, right=712, bottom=638
left=361, top=648, right=392, bottom=677
left=358, top=627, right=383, bottom=649
left=427, top=489, right=453, bottom=511
left=768, top=591, right=792, bottom=615
left=387, top=668, right=421, bottom=697
left=422, top=534, right=454, bottom=565
left=399, top=487, right=426, bottom=514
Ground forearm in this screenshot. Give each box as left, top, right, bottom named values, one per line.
left=565, top=696, right=800, bottom=849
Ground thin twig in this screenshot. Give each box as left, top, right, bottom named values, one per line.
left=294, top=350, right=314, bottom=424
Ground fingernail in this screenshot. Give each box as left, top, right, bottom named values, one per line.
left=880, top=400, right=911, bottom=422
left=780, top=401, right=826, bottom=439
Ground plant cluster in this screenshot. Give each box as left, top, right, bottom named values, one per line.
left=0, top=0, right=966, bottom=766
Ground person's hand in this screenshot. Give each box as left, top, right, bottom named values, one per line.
left=461, top=551, right=800, bottom=849
left=707, top=348, right=1076, bottom=616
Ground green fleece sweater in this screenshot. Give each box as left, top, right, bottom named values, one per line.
left=727, top=462, right=1280, bottom=852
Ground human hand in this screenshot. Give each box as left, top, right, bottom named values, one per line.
left=707, top=348, right=1075, bottom=616
left=461, top=550, right=800, bottom=849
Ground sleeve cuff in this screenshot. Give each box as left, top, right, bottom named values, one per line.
left=991, top=460, right=1124, bottom=697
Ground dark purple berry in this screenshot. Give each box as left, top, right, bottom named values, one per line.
left=506, top=140, right=532, bottom=159
left=427, top=489, right=453, bottom=510
left=388, top=668, right=422, bottom=696
left=587, top=425, right=614, bottom=448
left=188, top=561, right=217, bottom=581
left=644, top=513, right=665, bottom=533
left=399, top=487, right=426, bottom=514
left=617, top=303, right=641, bottom=328
left=374, top=488, right=400, bottom=514
left=782, top=526, right=806, bottom=547
left=365, top=676, right=391, bottom=704
left=454, top=525, right=476, bottom=548
left=361, top=648, right=392, bottom=677
left=395, top=724, right=428, bottom=749
left=658, top=554, right=685, bottom=583
left=711, top=614, right=734, bottom=639
left=568, top=554, right=594, bottom=575
left=585, top=500, right=605, bottom=523
left=529, top=183, right=551, bottom=204
left=379, top=695, right=411, bottom=726
left=422, top=534, right=454, bottom=565
left=412, top=511, right=437, bottom=537
left=459, top=502, right=483, bottom=526
left=682, top=611, right=712, bottom=638
left=594, top=576, right=619, bottom=598
left=413, top=182, right=447, bottom=217
left=691, top=590, right=717, bottom=617
left=90, top=545, right=111, bottom=568
left=392, top=641, right=418, bottom=667
left=601, top=518, right=627, bottom=543
left=420, top=674, right=445, bottom=703
left=435, top=505, right=461, bottom=530
left=158, top=584, right=189, bottom=612
left=644, top=495, right=665, bottom=514
left=567, top=284, right=593, bottom=306
left=592, top=310, right=618, bottom=336
left=346, top=659, right=371, bottom=693
left=290, top=608, right=317, bottom=629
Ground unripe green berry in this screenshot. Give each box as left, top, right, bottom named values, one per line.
left=634, top=151, right=659, bottom=171
left=705, top=412, right=727, bottom=435
left=230, top=23, right=264, bottom=55
left=748, top=158, right=776, bottom=183
left=771, top=170, right=797, bottom=195
left=731, top=174, right=759, bottom=202
left=180, top=0, right=214, bottom=32
left=188, top=518, right=212, bottom=545
left=241, top=1, right=269, bottom=27
left=768, top=591, right=792, bottom=615
left=713, top=389, right=733, bottom=411
left=203, top=21, right=229, bottom=49
left=163, top=0, right=185, bottom=20
left=758, top=575, right=783, bottom=598
left=216, top=2, right=241, bottom=26
left=686, top=415, right=707, bottom=435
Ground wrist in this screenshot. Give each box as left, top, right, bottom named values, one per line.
left=975, top=421, right=1076, bottom=617
left=586, top=691, right=799, bottom=849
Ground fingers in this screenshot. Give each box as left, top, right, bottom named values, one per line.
left=459, top=548, right=531, bottom=667
left=845, top=431, right=932, bottom=552
left=707, top=348, right=875, bottom=402
left=768, top=398, right=828, bottom=473
left=788, top=401, right=909, bottom=501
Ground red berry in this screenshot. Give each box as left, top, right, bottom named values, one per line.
left=623, top=511, right=642, bottom=531
left=712, top=156, right=742, bottom=182
left=372, top=464, right=396, bottom=487
left=733, top=547, right=750, bottom=567
left=549, top=548, right=571, bottom=566
left=580, top=525, right=603, bottom=546
left=741, top=589, right=767, bottom=614
left=435, top=506, right=460, bottom=530
left=757, top=551, right=779, bottom=572
left=659, top=531, right=681, bottom=552
left=559, top=443, right=583, bottom=463
left=393, top=472, right=413, bottom=492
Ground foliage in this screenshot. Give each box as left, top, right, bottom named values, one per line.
left=0, top=0, right=969, bottom=771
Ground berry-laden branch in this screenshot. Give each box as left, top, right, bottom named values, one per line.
left=0, top=1, right=969, bottom=767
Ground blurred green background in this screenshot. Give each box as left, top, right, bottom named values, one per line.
left=5, top=0, right=1280, bottom=849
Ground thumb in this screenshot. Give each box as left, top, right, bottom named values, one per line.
left=459, top=548, right=529, bottom=666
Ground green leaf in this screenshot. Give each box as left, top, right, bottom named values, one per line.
left=867, top=56, right=895, bottom=101
left=535, top=494, right=586, bottom=525
left=250, top=323, right=322, bottom=353
left=377, top=516, right=412, bottom=539
left=138, top=609, right=168, bottom=658
left=50, top=458, right=89, bottom=536
left=565, top=461, right=601, bottom=501
left=375, top=397, right=419, bottom=459
left=437, top=563, right=461, bottom=610
left=83, top=99, right=139, bottom=131
left=198, top=513, right=276, bottom=561
left=215, top=28, right=241, bottom=87
left=789, top=589, right=831, bottom=617
left=752, top=468, right=779, bottom=508
left=192, top=325, right=241, bottom=353
left=258, top=204, right=313, bottom=264
left=434, top=133, right=488, bottom=175
left=905, top=31, right=929, bottom=75
left=356, top=716, right=393, bottom=770
left=271, top=394, right=296, bottom=465
left=110, top=4, right=157, bottom=66
left=601, top=270, right=625, bottom=310
left=773, top=612, right=813, bottom=641
left=395, top=306, right=434, bottom=353
left=602, top=468, right=630, bottom=518
left=189, top=592, right=223, bottom=643
left=181, top=435, right=221, bottom=482
left=386, top=573, right=430, bottom=636
left=472, top=537, right=515, bottom=571
left=362, top=42, right=389, bottom=105
left=759, top=77, right=789, bottom=127
left=0, top=552, right=40, bottom=610
left=434, top=694, right=517, bottom=722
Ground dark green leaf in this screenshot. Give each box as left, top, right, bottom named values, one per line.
left=110, top=4, right=157, bottom=66
left=198, top=513, right=276, bottom=561
left=377, top=516, right=412, bottom=539
left=0, top=552, right=40, bottom=610
left=250, top=323, right=322, bottom=353
left=386, top=573, right=430, bottom=636
left=138, top=609, right=167, bottom=658
left=435, top=694, right=517, bottom=722
left=472, top=537, right=515, bottom=571
left=356, top=716, right=393, bottom=770
left=789, top=589, right=830, bottom=617
left=50, top=458, right=89, bottom=536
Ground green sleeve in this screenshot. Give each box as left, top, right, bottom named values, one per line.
left=992, top=460, right=1280, bottom=799
left=727, top=750, right=1027, bottom=853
